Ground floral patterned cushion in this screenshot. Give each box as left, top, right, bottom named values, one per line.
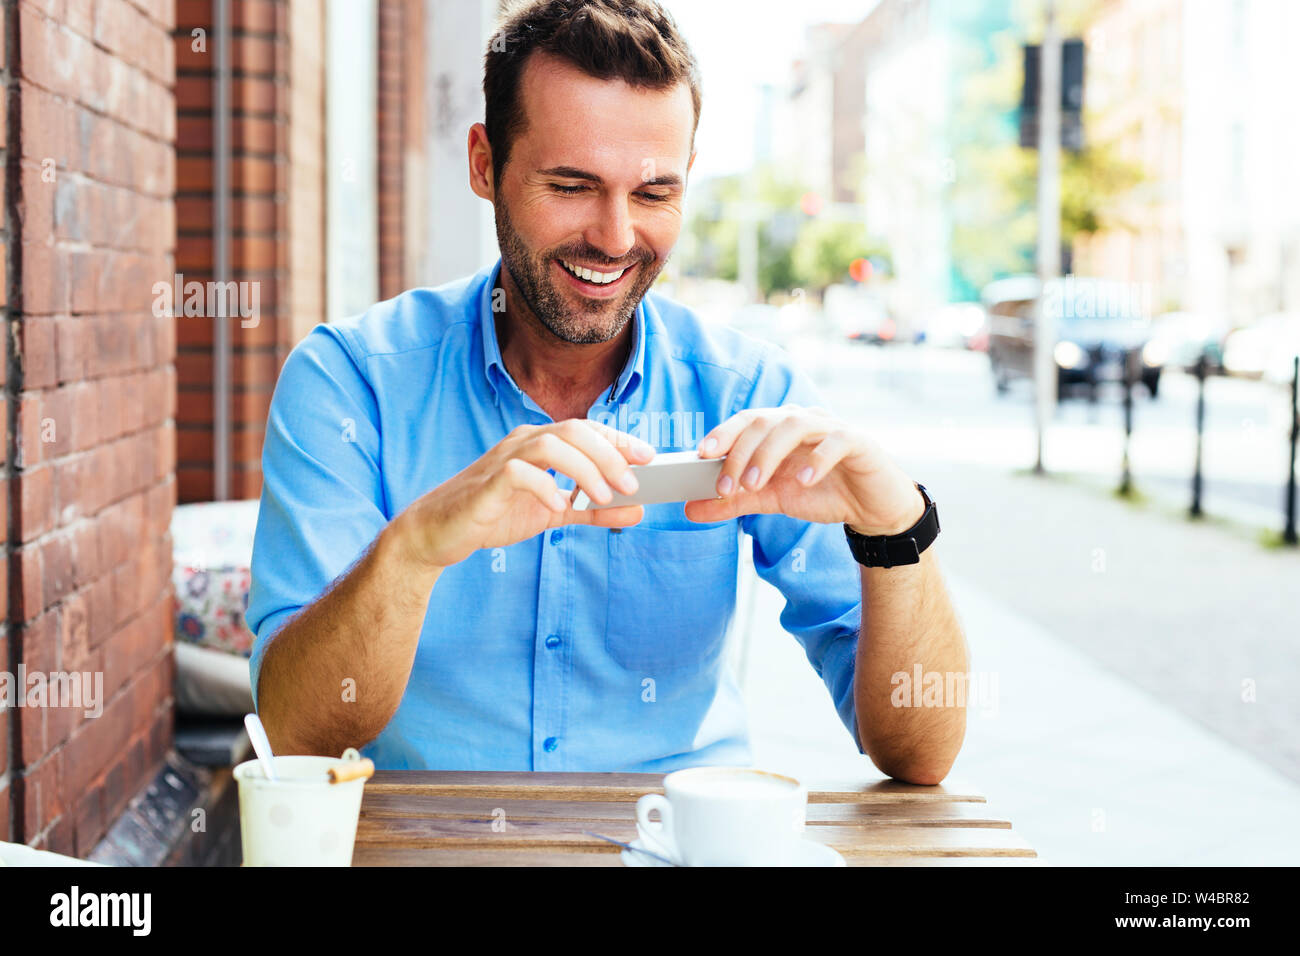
left=171, top=500, right=260, bottom=658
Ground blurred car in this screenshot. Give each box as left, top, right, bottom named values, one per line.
left=982, top=275, right=1161, bottom=399
left=915, top=302, right=986, bottom=349
left=1145, top=311, right=1229, bottom=374
left=1222, top=312, right=1300, bottom=385
left=823, top=283, right=895, bottom=344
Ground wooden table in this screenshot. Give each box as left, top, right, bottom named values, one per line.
left=352, top=771, right=1039, bottom=866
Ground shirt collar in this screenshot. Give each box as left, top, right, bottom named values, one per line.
left=479, top=257, right=646, bottom=408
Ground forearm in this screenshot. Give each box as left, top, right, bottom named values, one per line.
left=256, top=513, right=442, bottom=756
left=854, top=548, right=969, bottom=785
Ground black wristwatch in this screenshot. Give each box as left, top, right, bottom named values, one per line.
left=843, top=482, right=939, bottom=568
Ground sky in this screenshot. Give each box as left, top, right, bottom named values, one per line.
left=661, top=0, right=880, bottom=179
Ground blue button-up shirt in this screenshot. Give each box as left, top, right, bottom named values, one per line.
left=246, top=258, right=864, bottom=771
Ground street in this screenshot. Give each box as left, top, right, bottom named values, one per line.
left=788, top=337, right=1299, bottom=533
left=735, top=331, right=1300, bottom=863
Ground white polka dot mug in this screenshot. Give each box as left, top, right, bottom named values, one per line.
left=233, top=748, right=370, bottom=866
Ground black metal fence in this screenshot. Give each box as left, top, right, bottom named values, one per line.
left=1117, top=348, right=1300, bottom=546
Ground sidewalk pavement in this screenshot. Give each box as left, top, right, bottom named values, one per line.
left=736, top=459, right=1300, bottom=865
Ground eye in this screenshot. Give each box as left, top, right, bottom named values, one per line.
left=551, top=184, right=589, bottom=194
left=637, top=192, right=671, bottom=203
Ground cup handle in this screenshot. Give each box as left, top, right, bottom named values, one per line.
left=635, top=793, right=677, bottom=861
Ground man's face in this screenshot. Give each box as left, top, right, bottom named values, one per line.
left=493, top=53, right=696, bottom=344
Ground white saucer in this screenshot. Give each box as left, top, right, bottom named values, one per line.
left=620, top=838, right=845, bottom=867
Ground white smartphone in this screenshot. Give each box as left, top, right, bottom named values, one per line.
left=571, top=450, right=726, bottom=510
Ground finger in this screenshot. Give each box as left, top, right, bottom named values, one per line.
left=515, top=431, right=619, bottom=506
left=683, top=491, right=759, bottom=524
left=564, top=503, right=645, bottom=528
left=714, top=412, right=781, bottom=496
left=497, top=457, right=568, bottom=514
left=561, top=419, right=656, bottom=495
left=744, top=415, right=836, bottom=491
left=575, top=418, right=657, bottom=465
left=696, top=408, right=767, bottom=459
left=799, top=432, right=856, bottom=487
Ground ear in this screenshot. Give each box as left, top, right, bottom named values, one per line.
left=687, top=149, right=697, bottom=177
left=468, top=123, right=495, bottom=201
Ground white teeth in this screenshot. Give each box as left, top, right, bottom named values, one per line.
left=561, top=260, right=627, bottom=284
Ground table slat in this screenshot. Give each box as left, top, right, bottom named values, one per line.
left=364, top=771, right=987, bottom=804
left=352, top=841, right=1040, bottom=867
left=359, top=794, right=1012, bottom=828
left=354, top=816, right=1035, bottom=857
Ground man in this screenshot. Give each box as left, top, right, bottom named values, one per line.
left=247, top=0, right=968, bottom=783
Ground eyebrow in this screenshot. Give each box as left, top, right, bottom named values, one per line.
left=538, top=165, right=683, bottom=188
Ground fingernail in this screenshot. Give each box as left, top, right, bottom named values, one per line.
left=798, top=466, right=814, bottom=484
left=616, top=471, right=638, bottom=494
left=700, top=437, right=717, bottom=455
left=553, top=491, right=568, bottom=512
left=742, top=466, right=760, bottom=488
left=595, top=480, right=613, bottom=502
left=717, top=474, right=733, bottom=495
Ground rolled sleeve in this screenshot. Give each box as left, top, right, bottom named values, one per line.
left=245, top=325, right=390, bottom=711
left=737, top=346, right=865, bottom=752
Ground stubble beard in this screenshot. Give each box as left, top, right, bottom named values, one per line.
left=494, top=197, right=665, bottom=345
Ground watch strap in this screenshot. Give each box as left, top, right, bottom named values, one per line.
left=843, top=483, right=939, bottom=568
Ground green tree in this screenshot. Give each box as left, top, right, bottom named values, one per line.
left=686, top=165, right=888, bottom=298
left=948, top=22, right=1147, bottom=294
left=791, top=218, right=889, bottom=295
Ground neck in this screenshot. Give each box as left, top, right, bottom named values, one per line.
left=494, top=266, right=632, bottom=418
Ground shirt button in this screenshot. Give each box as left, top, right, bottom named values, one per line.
left=545, top=634, right=561, bottom=649
left=549, top=530, right=564, bottom=545
left=543, top=736, right=559, bottom=752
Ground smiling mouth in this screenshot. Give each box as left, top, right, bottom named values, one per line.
left=557, top=259, right=631, bottom=285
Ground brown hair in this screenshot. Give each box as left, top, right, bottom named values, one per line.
left=483, top=0, right=702, bottom=185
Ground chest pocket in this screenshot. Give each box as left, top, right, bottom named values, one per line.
left=605, top=522, right=740, bottom=673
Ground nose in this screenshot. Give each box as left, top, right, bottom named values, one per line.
left=584, top=191, right=636, bottom=263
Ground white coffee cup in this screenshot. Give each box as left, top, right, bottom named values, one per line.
left=635, top=767, right=807, bottom=866
left=233, top=752, right=368, bottom=866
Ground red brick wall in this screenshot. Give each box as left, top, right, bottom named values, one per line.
left=174, top=0, right=288, bottom=502
left=378, top=0, right=427, bottom=300
left=174, top=1, right=422, bottom=503
left=1, top=0, right=11, bottom=842
left=377, top=0, right=404, bottom=301
left=5, top=0, right=177, bottom=854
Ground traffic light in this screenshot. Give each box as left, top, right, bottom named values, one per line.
left=1020, top=39, right=1085, bottom=152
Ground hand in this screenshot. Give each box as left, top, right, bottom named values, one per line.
left=685, top=405, right=925, bottom=535
left=396, top=419, right=654, bottom=569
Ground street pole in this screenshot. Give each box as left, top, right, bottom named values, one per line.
left=1190, top=351, right=1206, bottom=518
left=1034, top=0, right=1061, bottom=474
left=1119, top=349, right=1135, bottom=496
left=1285, top=355, right=1298, bottom=545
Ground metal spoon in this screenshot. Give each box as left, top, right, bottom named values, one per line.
left=243, top=712, right=279, bottom=782
left=583, top=831, right=681, bottom=866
